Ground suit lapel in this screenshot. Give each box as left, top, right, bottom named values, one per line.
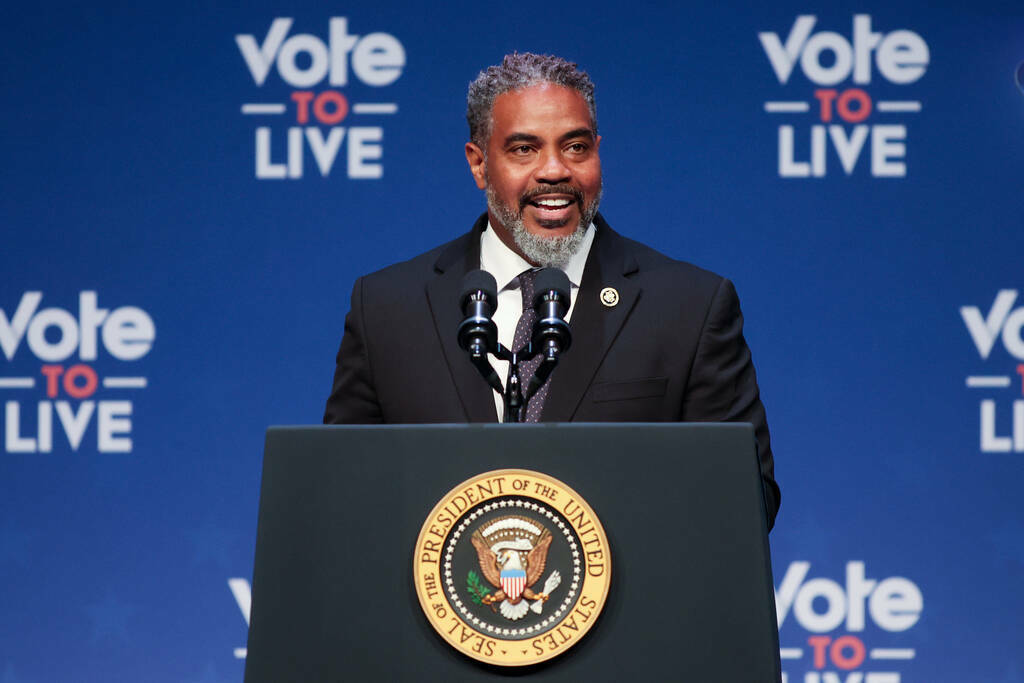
left=426, top=215, right=498, bottom=423
left=542, top=215, right=640, bottom=421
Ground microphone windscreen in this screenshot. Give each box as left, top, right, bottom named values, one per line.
left=533, top=268, right=571, bottom=305
left=460, top=269, right=498, bottom=307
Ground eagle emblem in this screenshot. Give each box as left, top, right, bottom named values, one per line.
left=468, top=515, right=562, bottom=621
left=415, top=469, right=611, bottom=665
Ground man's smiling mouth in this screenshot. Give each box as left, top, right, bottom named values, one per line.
left=533, top=198, right=571, bottom=208
left=526, top=195, right=577, bottom=225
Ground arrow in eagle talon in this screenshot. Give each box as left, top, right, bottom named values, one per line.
left=530, top=570, right=562, bottom=613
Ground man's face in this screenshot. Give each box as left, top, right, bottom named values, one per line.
left=465, top=83, right=602, bottom=266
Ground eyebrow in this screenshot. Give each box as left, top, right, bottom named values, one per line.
left=502, top=133, right=541, bottom=146
left=501, top=129, right=596, bottom=147
left=559, top=128, right=596, bottom=143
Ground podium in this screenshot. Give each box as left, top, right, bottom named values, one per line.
left=244, top=423, right=780, bottom=681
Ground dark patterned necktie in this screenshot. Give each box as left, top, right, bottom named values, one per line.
left=510, top=269, right=550, bottom=422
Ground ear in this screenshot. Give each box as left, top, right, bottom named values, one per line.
left=595, top=134, right=601, bottom=151
left=465, top=142, right=487, bottom=190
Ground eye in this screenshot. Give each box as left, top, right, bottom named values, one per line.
left=511, top=145, right=534, bottom=155
left=566, top=142, right=589, bottom=154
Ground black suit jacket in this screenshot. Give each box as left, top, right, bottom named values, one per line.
left=324, top=213, right=779, bottom=527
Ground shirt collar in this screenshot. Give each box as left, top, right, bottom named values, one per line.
left=479, top=221, right=597, bottom=291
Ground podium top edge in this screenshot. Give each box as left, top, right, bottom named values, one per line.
left=266, top=422, right=755, bottom=434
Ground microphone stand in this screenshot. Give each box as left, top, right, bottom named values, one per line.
left=492, top=343, right=533, bottom=424
left=457, top=310, right=548, bottom=423
left=478, top=342, right=559, bottom=423
left=458, top=268, right=571, bottom=423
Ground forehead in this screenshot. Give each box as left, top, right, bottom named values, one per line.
left=489, top=83, right=593, bottom=141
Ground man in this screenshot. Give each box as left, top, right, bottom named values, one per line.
left=323, top=53, right=779, bottom=527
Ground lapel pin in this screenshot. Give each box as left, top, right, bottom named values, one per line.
left=599, top=287, right=619, bottom=307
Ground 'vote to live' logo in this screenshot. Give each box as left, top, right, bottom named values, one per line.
left=776, top=561, right=922, bottom=683
left=960, top=290, right=1024, bottom=452
left=758, top=15, right=929, bottom=178
left=0, top=292, right=155, bottom=454
left=235, top=17, right=406, bottom=180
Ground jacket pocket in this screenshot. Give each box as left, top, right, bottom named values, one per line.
left=590, top=376, right=668, bottom=403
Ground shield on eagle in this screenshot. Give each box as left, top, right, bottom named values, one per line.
left=500, top=567, right=527, bottom=601
left=469, top=515, right=559, bottom=619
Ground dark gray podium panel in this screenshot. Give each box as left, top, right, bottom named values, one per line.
left=245, top=423, right=778, bottom=682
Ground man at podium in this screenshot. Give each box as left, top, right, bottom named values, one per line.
left=323, top=52, right=779, bottom=528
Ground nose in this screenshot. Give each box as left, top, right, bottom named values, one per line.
left=534, top=148, right=571, bottom=184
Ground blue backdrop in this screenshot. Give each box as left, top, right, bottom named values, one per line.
left=3, top=2, right=1023, bottom=680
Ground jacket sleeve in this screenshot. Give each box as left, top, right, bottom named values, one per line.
left=323, top=277, right=384, bottom=424
left=681, top=277, right=780, bottom=529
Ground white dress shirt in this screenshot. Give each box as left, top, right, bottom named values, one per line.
left=478, top=221, right=596, bottom=421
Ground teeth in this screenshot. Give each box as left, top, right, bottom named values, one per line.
left=536, top=198, right=570, bottom=207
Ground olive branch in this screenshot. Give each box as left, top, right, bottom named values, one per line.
left=466, top=570, right=492, bottom=605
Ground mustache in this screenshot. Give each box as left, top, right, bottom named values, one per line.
left=518, top=185, right=584, bottom=209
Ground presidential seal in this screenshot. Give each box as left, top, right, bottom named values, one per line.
left=413, top=469, right=611, bottom=666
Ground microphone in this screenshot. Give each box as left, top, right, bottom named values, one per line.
left=521, top=268, right=572, bottom=403
left=456, top=270, right=504, bottom=396
left=530, top=268, right=572, bottom=357
left=457, top=270, right=499, bottom=356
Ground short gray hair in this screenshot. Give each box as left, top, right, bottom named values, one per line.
left=466, top=52, right=597, bottom=148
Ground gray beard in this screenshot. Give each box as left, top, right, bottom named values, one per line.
left=486, top=186, right=602, bottom=268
